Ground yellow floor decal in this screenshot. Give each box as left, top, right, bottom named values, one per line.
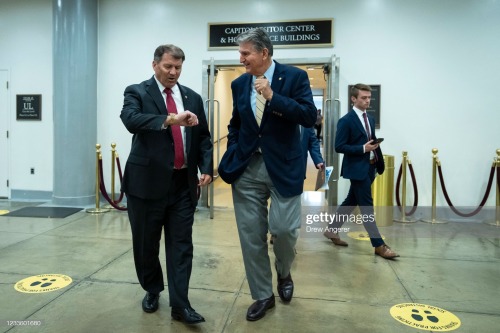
left=0, top=210, right=9, bottom=215
left=347, top=231, right=385, bottom=241
left=14, top=274, right=72, bottom=293
left=390, top=303, right=461, bottom=331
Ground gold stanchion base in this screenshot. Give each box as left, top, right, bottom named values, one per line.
left=484, top=220, right=500, bottom=227
left=420, top=218, right=448, bottom=224
left=86, top=208, right=110, bottom=214
left=393, top=216, right=419, bottom=223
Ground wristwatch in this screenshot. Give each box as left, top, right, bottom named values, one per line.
left=167, top=113, right=176, bottom=126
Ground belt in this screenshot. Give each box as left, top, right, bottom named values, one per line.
left=369, top=159, right=376, bottom=165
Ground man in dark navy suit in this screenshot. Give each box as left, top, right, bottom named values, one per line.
left=120, top=44, right=213, bottom=325
left=323, top=83, right=399, bottom=259
left=218, top=28, right=316, bottom=321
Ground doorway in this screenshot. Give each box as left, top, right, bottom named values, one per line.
left=201, top=57, right=340, bottom=218
left=0, top=70, right=9, bottom=198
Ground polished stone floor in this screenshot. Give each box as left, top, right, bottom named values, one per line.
left=1, top=162, right=500, bottom=332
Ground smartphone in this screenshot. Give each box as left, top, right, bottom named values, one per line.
left=371, top=138, right=384, bottom=144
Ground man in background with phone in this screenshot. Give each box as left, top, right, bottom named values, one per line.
left=323, top=83, right=399, bottom=259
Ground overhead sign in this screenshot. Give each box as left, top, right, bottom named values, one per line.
left=208, top=19, right=333, bottom=50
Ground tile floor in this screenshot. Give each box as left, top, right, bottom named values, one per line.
left=1, top=158, right=499, bottom=333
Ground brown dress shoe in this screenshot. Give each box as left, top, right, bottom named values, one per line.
left=374, top=244, right=400, bottom=259
left=323, top=230, right=348, bottom=246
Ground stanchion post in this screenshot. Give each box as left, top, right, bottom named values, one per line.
left=422, top=148, right=447, bottom=224
left=103, top=143, right=117, bottom=209
left=394, top=151, right=417, bottom=223
left=86, top=144, right=110, bottom=214
left=111, top=143, right=116, bottom=203
left=485, top=149, right=500, bottom=226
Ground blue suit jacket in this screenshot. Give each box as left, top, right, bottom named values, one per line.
left=218, top=61, right=317, bottom=197
left=301, top=126, right=323, bottom=175
left=335, top=110, right=384, bottom=180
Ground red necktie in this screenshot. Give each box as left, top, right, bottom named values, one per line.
left=363, top=112, right=378, bottom=162
left=165, top=88, right=185, bottom=169
left=362, top=112, right=371, bottom=140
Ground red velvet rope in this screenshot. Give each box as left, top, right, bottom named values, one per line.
left=395, top=163, right=418, bottom=215
left=98, top=159, right=128, bottom=211
left=437, top=163, right=495, bottom=217
left=104, top=156, right=202, bottom=207
left=497, top=166, right=500, bottom=193
left=494, top=165, right=499, bottom=207
left=114, top=156, right=125, bottom=203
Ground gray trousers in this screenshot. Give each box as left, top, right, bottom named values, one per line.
left=232, top=154, right=301, bottom=300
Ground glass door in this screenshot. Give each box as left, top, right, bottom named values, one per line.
left=201, top=56, right=340, bottom=217
left=323, top=55, right=340, bottom=207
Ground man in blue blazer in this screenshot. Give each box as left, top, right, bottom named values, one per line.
left=218, top=28, right=316, bottom=321
left=323, top=83, right=399, bottom=259
left=301, top=126, right=324, bottom=175
left=120, top=44, right=213, bottom=325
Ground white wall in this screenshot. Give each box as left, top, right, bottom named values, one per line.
left=1, top=0, right=499, bottom=207
left=0, top=0, right=53, bottom=195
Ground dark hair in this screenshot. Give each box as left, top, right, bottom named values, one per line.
left=235, top=28, right=273, bottom=56
left=153, top=44, right=185, bottom=62
left=350, top=83, right=371, bottom=99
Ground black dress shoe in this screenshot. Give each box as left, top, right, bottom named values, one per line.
left=246, top=295, right=275, bottom=321
left=277, top=273, right=294, bottom=303
left=142, top=292, right=159, bottom=313
left=171, top=307, right=205, bottom=325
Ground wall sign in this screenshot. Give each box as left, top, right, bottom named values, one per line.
left=17, top=94, right=41, bottom=120
left=208, top=19, right=333, bottom=50
left=348, top=85, right=381, bottom=129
